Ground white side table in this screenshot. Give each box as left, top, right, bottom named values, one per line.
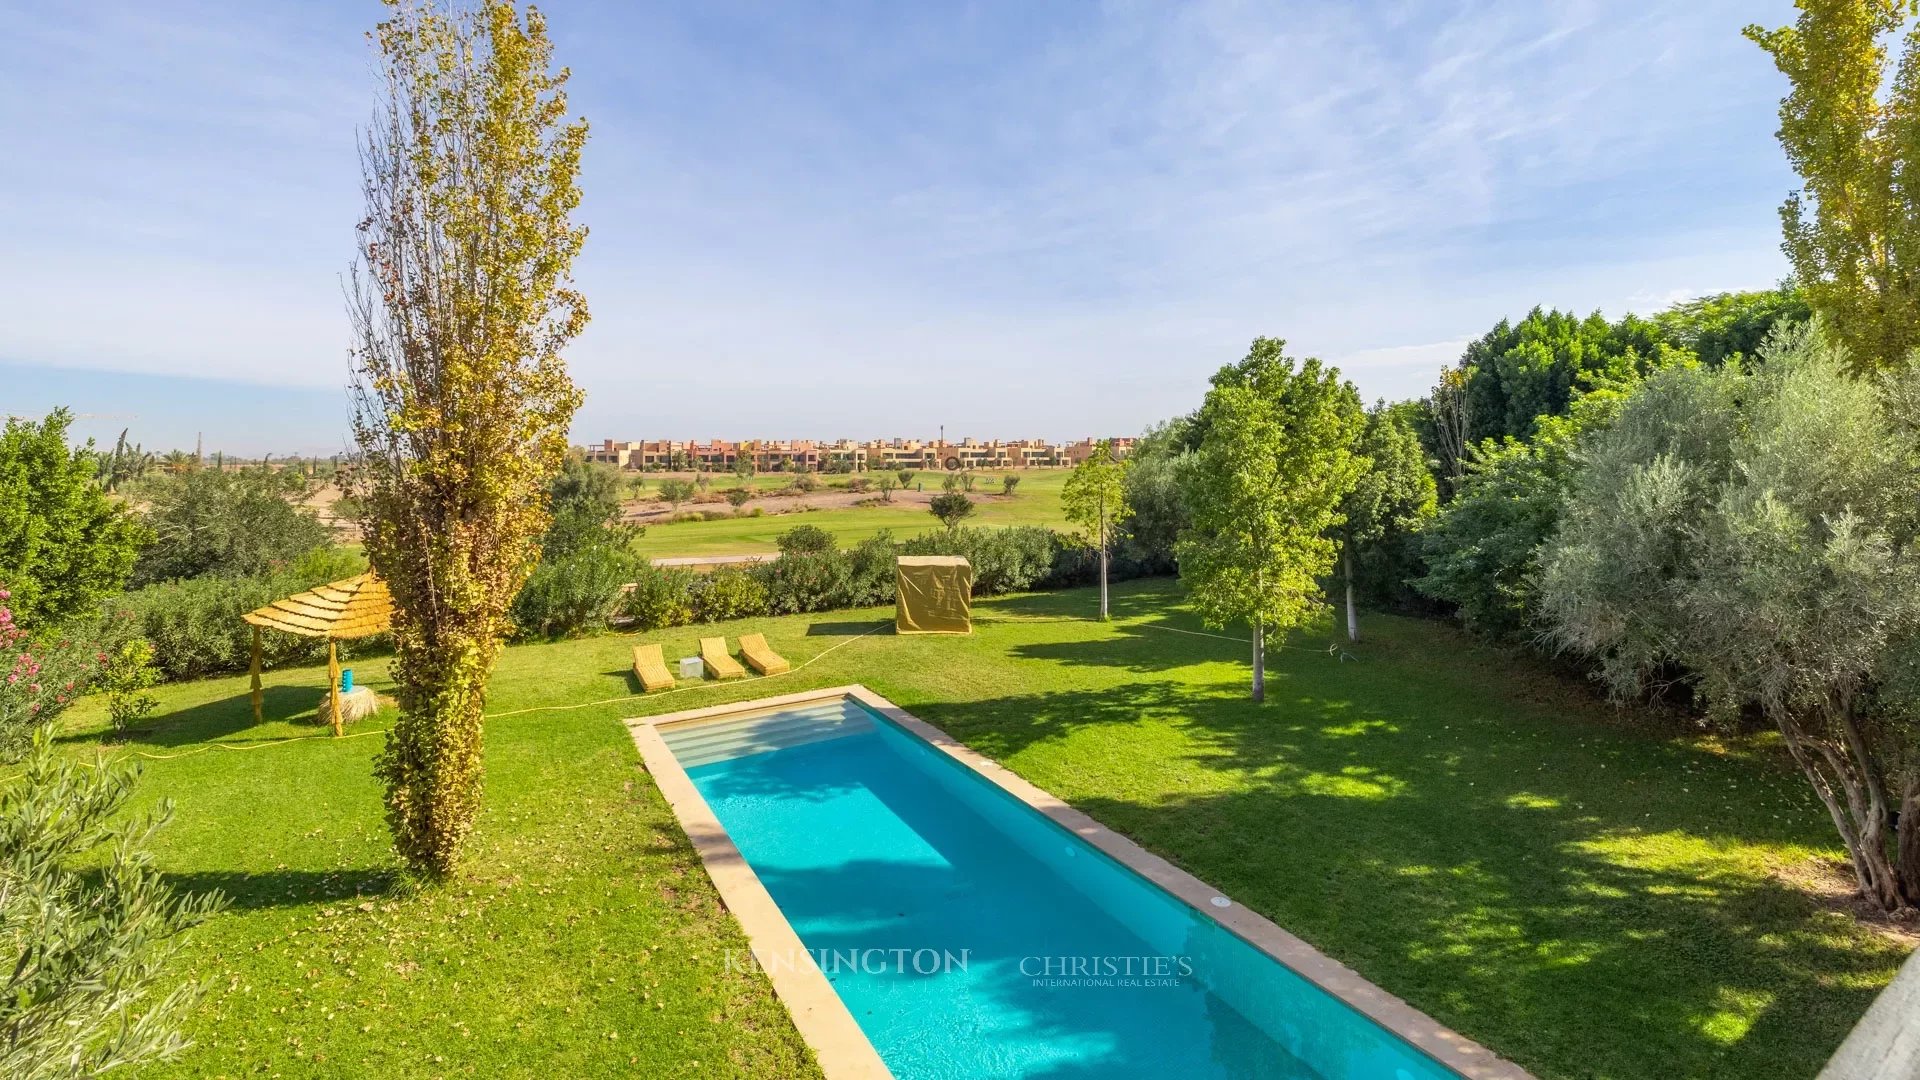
left=679, top=656, right=705, bottom=680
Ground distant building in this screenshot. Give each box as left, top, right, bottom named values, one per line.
left=580, top=435, right=1133, bottom=472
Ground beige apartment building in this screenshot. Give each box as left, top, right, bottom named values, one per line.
left=582, top=436, right=1133, bottom=472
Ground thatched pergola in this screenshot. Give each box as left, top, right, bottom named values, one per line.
left=242, top=574, right=393, bottom=735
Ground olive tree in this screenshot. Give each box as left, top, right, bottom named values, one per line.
left=1, top=725, right=224, bottom=1077
left=1539, top=325, right=1920, bottom=913
left=1179, top=339, right=1364, bottom=701
left=348, top=0, right=589, bottom=876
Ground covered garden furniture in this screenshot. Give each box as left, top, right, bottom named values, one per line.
left=895, top=555, right=973, bottom=634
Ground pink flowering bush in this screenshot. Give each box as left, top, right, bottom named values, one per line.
left=0, top=588, right=112, bottom=760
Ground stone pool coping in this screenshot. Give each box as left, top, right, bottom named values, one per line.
left=627, top=685, right=1537, bottom=1080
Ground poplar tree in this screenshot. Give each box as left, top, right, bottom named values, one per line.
left=348, top=0, right=589, bottom=876
left=1748, top=1, right=1920, bottom=370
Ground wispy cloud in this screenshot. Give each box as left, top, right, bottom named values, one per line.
left=0, top=0, right=1798, bottom=451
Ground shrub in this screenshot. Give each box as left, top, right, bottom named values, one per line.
left=0, top=590, right=114, bottom=760
left=899, top=526, right=1054, bottom=595
left=929, top=492, right=974, bottom=529
left=757, top=549, right=851, bottom=615
left=0, top=724, right=224, bottom=1076
left=512, top=545, right=645, bottom=639
left=847, top=476, right=872, bottom=494
left=842, top=532, right=897, bottom=607
left=725, top=488, right=753, bottom=510
left=101, top=638, right=161, bottom=732
left=690, top=567, right=770, bottom=622
left=622, top=563, right=696, bottom=631
left=792, top=473, right=819, bottom=493
left=121, top=547, right=369, bottom=681
left=896, top=470, right=914, bottom=489
left=1001, top=475, right=1020, bottom=495
left=776, top=524, right=835, bottom=556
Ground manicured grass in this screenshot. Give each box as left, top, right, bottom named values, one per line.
left=58, top=579, right=1909, bottom=1078
left=631, top=471, right=1071, bottom=558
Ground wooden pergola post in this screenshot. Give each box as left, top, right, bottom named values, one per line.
left=249, top=624, right=263, bottom=724
left=326, top=640, right=343, bottom=738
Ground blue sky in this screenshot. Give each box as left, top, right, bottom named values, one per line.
left=1, top=0, right=1797, bottom=456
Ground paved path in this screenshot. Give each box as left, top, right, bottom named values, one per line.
left=649, top=553, right=772, bottom=568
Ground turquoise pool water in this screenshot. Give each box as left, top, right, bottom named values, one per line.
left=675, top=698, right=1458, bottom=1080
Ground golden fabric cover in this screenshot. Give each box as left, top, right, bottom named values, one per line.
left=895, top=556, right=973, bottom=634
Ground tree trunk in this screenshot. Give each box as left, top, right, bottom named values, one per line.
left=1250, top=617, right=1265, bottom=703
left=1098, top=518, right=1110, bottom=621
left=1777, top=710, right=1915, bottom=913
left=1344, top=551, right=1359, bottom=644
left=1899, top=776, right=1920, bottom=908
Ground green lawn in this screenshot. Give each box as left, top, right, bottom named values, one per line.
left=631, top=470, right=1072, bottom=558
left=59, top=578, right=1908, bottom=1079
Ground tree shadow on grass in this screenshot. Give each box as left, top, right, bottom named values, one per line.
left=901, top=674, right=1908, bottom=1080
left=153, top=866, right=403, bottom=912
left=63, top=685, right=334, bottom=749
left=805, top=620, right=897, bottom=637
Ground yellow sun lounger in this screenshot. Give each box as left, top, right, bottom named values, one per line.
left=739, top=632, right=790, bottom=676
left=632, top=643, right=675, bottom=692
left=700, top=637, right=746, bottom=680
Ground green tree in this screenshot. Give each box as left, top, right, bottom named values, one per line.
left=876, top=474, right=897, bottom=502
left=95, top=429, right=153, bottom=494
left=1456, top=307, right=1661, bottom=445
left=895, top=470, right=914, bottom=489
left=1539, top=325, right=1920, bottom=912
left=1000, top=474, right=1021, bottom=496
left=1416, top=379, right=1631, bottom=640
left=0, top=410, right=147, bottom=630
left=1337, top=404, right=1437, bottom=641
left=1061, top=440, right=1132, bottom=620
left=1651, top=285, right=1811, bottom=367
left=1749, top=3, right=1920, bottom=371
left=541, top=457, right=633, bottom=559
left=1115, top=420, right=1194, bottom=573
left=657, top=478, right=695, bottom=513
left=1179, top=339, right=1364, bottom=701
left=132, top=467, right=330, bottom=586
left=0, top=724, right=224, bottom=1077
left=929, top=492, right=974, bottom=529
left=348, top=0, right=589, bottom=876
left=725, top=487, right=753, bottom=511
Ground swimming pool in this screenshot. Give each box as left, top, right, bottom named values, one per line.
left=634, top=688, right=1526, bottom=1080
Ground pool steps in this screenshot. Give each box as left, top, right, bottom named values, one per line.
left=662, top=697, right=875, bottom=768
